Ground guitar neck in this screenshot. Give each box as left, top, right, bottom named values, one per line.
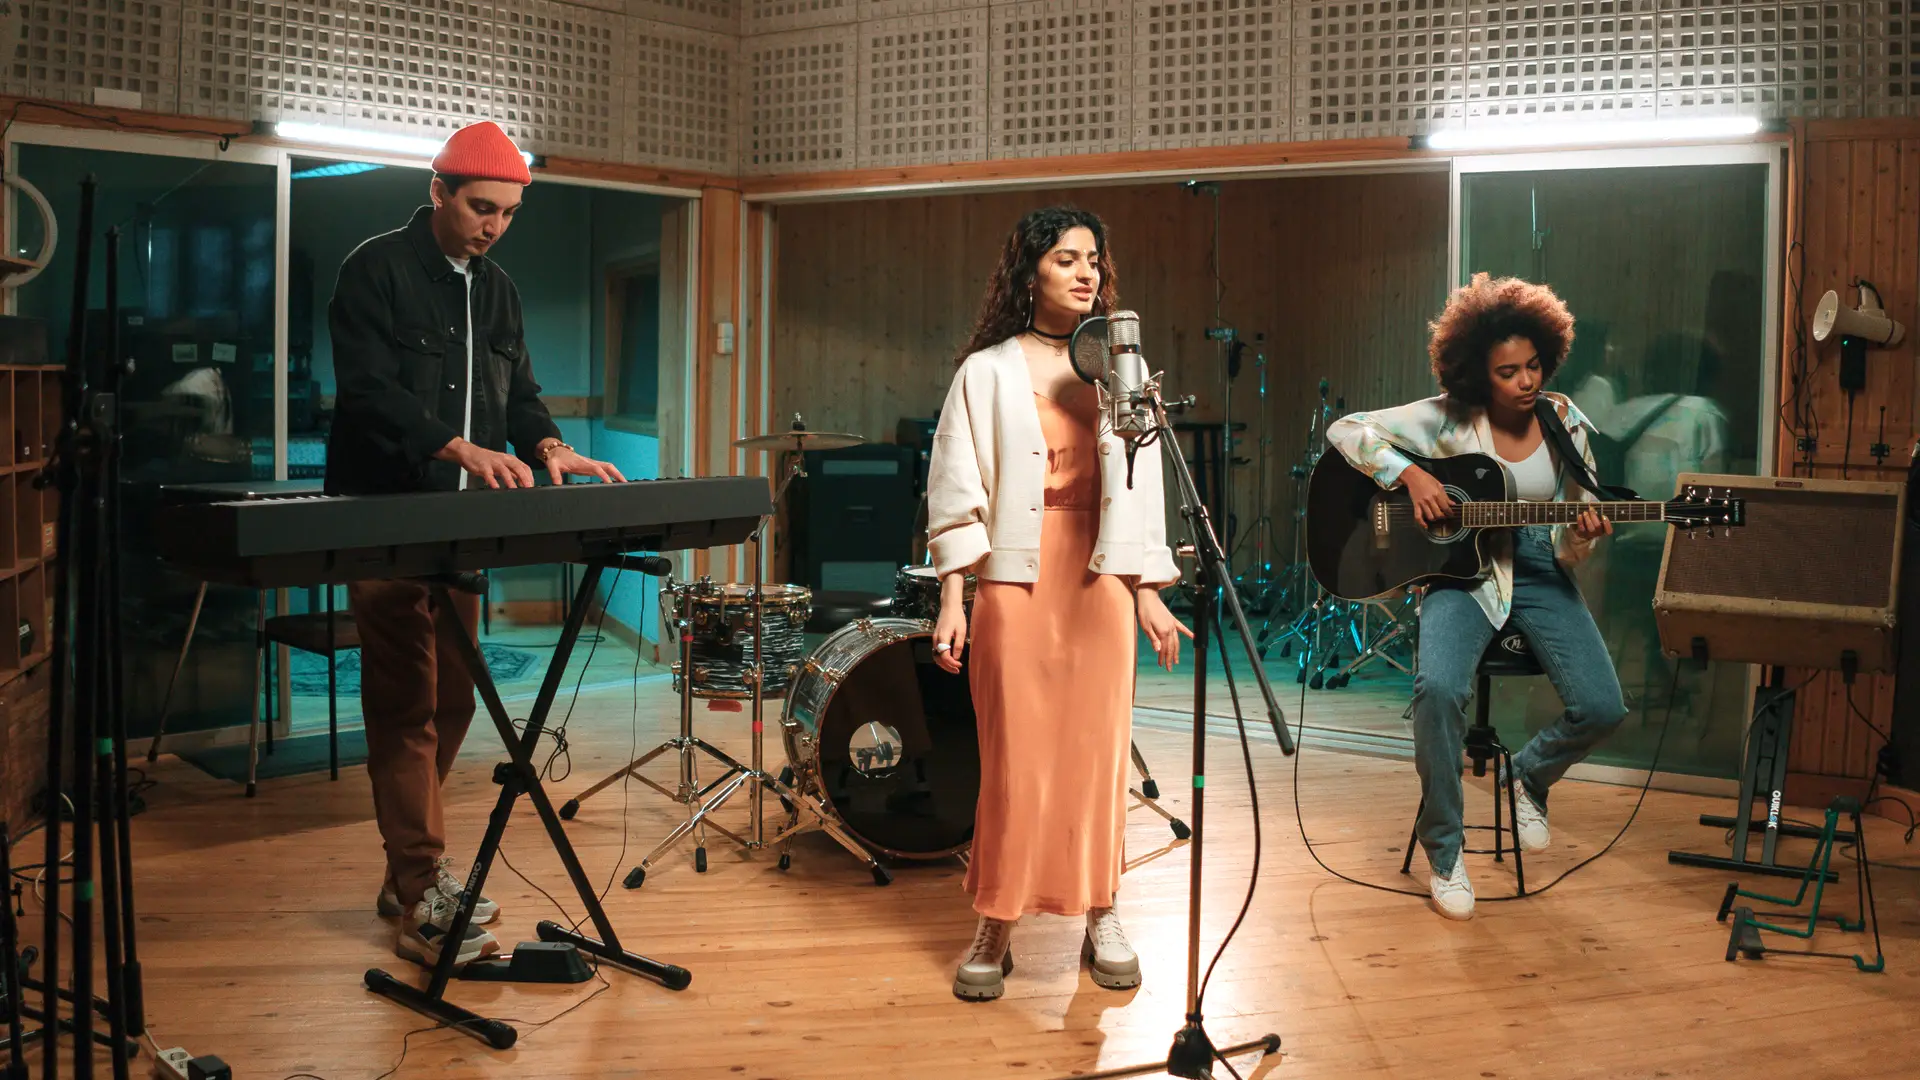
left=1460, top=500, right=1667, bottom=528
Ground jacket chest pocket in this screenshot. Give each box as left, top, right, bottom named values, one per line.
left=483, top=339, right=518, bottom=418
left=394, top=324, right=449, bottom=400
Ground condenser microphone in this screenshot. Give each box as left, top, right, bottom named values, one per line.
left=1103, top=311, right=1154, bottom=442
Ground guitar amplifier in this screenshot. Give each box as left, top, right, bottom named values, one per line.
left=1654, top=473, right=1905, bottom=673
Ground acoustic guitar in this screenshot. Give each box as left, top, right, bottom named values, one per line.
left=1305, top=448, right=1745, bottom=601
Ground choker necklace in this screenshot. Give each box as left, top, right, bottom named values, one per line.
left=1027, top=325, right=1073, bottom=342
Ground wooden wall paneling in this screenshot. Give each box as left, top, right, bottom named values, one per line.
left=690, top=188, right=743, bottom=580
left=768, top=172, right=1451, bottom=575
left=1775, top=120, right=1920, bottom=822
left=658, top=201, right=692, bottom=481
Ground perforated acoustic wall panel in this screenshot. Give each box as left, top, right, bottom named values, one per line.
left=626, top=19, right=739, bottom=169
left=858, top=7, right=986, bottom=165
left=7, top=0, right=181, bottom=107
left=990, top=0, right=1133, bottom=158
left=747, top=0, right=857, bottom=35
left=9, top=1, right=1920, bottom=175
left=745, top=25, right=856, bottom=172
left=1135, top=0, right=1289, bottom=149
left=1868, top=0, right=1920, bottom=117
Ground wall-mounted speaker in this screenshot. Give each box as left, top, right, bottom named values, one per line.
left=1655, top=472, right=1905, bottom=673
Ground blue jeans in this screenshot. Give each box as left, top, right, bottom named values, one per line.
left=1410, top=526, right=1627, bottom=876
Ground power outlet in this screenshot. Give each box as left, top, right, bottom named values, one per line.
left=152, top=1047, right=192, bottom=1080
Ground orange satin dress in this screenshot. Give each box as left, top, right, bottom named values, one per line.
left=963, top=391, right=1137, bottom=920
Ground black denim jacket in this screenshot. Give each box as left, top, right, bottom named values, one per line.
left=324, top=205, right=562, bottom=495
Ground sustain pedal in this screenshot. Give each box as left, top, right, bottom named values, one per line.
left=456, top=940, right=594, bottom=984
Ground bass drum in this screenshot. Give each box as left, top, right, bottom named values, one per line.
left=783, top=618, right=978, bottom=860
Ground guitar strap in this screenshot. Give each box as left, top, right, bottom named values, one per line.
left=1533, top=396, right=1640, bottom=501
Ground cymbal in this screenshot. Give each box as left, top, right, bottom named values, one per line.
left=733, top=429, right=865, bottom=452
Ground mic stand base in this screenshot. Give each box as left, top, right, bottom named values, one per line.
left=1062, top=1027, right=1281, bottom=1080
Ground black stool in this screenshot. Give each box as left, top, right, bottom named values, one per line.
left=1399, top=629, right=1541, bottom=896
left=805, top=590, right=891, bottom=635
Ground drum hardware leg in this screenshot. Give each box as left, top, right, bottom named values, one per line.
left=631, top=767, right=751, bottom=883
left=1127, top=741, right=1189, bottom=838
left=754, top=769, right=892, bottom=886
left=1129, top=787, right=1193, bottom=842
left=1129, top=740, right=1160, bottom=800
left=559, top=742, right=674, bottom=820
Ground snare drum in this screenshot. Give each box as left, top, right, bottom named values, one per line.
left=891, top=565, right=975, bottom=624
left=783, top=618, right=978, bottom=859
left=661, top=581, right=811, bottom=699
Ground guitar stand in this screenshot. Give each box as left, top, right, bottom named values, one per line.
left=362, top=563, right=691, bottom=1050
left=1669, top=664, right=1846, bottom=883
left=1719, top=797, right=1885, bottom=973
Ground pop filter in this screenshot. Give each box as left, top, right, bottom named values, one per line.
left=1068, top=315, right=1108, bottom=387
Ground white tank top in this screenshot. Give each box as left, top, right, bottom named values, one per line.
left=1501, top=440, right=1558, bottom=502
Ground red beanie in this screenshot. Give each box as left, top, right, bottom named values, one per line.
left=431, top=121, right=532, bottom=186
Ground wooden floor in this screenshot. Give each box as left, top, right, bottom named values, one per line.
left=18, top=666, right=1920, bottom=1080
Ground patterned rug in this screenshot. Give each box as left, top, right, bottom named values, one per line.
left=287, top=644, right=540, bottom=696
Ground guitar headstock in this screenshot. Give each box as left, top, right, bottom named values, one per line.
left=1667, top=485, right=1746, bottom=537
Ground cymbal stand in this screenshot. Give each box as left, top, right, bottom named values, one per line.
left=577, top=431, right=890, bottom=886
left=1258, top=382, right=1338, bottom=661
left=1317, top=593, right=1418, bottom=690
left=1230, top=345, right=1283, bottom=617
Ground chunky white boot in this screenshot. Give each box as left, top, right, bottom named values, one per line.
left=1082, top=907, right=1141, bottom=990
left=953, top=915, right=1015, bottom=1001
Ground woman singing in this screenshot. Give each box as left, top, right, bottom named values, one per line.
left=925, top=206, right=1189, bottom=1001
left=1326, top=273, right=1628, bottom=921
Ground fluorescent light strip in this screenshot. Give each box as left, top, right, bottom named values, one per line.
left=274, top=121, right=535, bottom=167
left=1424, top=116, right=1763, bottom=152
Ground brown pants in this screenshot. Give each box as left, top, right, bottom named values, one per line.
left=350, top=579, right=483, bottom=909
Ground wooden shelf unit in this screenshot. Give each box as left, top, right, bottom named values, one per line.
left=0, top=322, right=63, bottom=832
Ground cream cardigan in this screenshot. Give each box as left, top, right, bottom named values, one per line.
left=926, top=336, right=1181, bottom=587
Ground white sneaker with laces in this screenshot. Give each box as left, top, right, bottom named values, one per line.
left=393, top=885, right=501, bottom=969
left=377, top=856, right=500, bottom=924
left=952, top=916, right=1016, bottom=1001
left=1082, top=907, right=1141, bottom=990
left=1501, top=765, right=1551, bottom=852
left=1429, top=859, right=1475, bottom=920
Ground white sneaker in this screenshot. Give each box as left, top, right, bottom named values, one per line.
left=377, top=856, right=501, bottom=924
left=952, top=916, right=1016, bottom=1001
left=1501, top=765, right=1551, bottom=852
left=1082, top=907, right=1141, bottom=990
left=393, top=885, right=501, bottom=969
left=1429, top=859, right=1475, bottom=920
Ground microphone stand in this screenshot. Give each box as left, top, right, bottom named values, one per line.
left=1071, top=377, right=1293, bottom=1080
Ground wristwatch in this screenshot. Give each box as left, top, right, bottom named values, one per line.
left=538, top=440, right=574, bottom=464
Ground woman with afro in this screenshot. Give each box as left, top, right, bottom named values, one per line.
left=1327, top=273, right=1628, bottom=921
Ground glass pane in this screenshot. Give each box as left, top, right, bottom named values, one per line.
left=1461, top=162, right=1771, bottom=778
left=289, top=161, right=682, bottom=732
left=15, top=144, right=278, bottom=740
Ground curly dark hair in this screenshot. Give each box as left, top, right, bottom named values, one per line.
left=955, top=205, right=1120, bottom=364
left=1427, top=272, right=1576, bottom=406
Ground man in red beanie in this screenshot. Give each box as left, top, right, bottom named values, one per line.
left=325, top=119, right=625, bottom=970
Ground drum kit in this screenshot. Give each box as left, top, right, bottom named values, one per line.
left=561, top=415, right=1189, bottom=887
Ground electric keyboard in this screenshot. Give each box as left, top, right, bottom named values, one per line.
left=153, top=477, right=770, bottom=588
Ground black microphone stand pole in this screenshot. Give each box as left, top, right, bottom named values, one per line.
left=1066, top=381, right=1292, bottom=1080
left=29, top=176, right=142, bottom=1080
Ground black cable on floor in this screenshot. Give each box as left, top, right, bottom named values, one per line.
left=1289, top=655, right=1678, bottom=903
